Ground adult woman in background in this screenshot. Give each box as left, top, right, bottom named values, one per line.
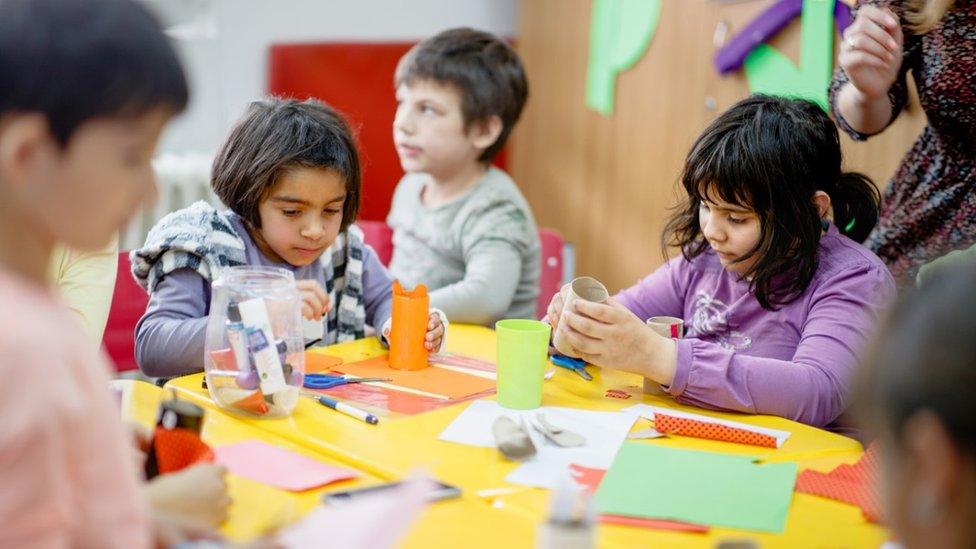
left=830, top=0, right=975, bottom=282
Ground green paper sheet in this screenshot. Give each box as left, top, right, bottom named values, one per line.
left=594, top=443, right=798, bottom=533
left=744, top=0, right=835, bottom=110
left=586, top=0, right=661, bottom=116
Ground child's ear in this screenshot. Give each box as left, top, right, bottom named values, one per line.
left=467, top=115, right=503, bottom=152
left=812, top=190, right=832, bottom=219
left=901, top=411, right=957, bottom=527
left=0, top=113, right=55, bottom=190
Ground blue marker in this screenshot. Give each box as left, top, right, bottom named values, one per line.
left=314, top=395, right=379, bottom=425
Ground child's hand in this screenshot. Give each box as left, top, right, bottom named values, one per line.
left=546, top=291, right=565, bottom=331
left=839, top=5, right=902, bottom=100
left=122, top=421, right=154, bottom=473
left=382, top=312, right=446, bottom=351
left=151, top=511, right=224, bottom=548
left=146, top=463, right=232, bottom=528
left=559, top=298, right=678, bottom=385
left=297, top=279, right=330, bottom=321
left=425, top=312, right=445, bottom=352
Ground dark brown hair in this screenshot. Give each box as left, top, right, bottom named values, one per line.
left=853, top=259, right=976, bottom=455
left=211, top=98, right=361, bottom=232
left=663, top=95, right=880, bottom=310
left=0, top=0, right=188, bottom=145
left=394, top=27, right=528, bottom=163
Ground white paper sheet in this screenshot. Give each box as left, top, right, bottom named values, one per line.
left=279, top=476, right=431, bottom=549
left=621, top=403, right=792, bottom=447
left=438, top=400, right=638, bottom=489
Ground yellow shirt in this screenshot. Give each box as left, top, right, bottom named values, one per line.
left=46, top=236, right=118, bottom=343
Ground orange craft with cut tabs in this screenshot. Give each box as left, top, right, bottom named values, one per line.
left=389, top=280, right=430, bottom=371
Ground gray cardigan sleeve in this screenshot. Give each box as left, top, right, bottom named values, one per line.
left=134, top=268, right=210, bottom=378
left=136, top=247, right=395, bottom=377
left=428, top=241, right=522, bottom=325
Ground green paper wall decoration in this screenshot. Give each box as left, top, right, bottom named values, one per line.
left=586, top=0, right=662, bottom=116
left=743, top=0, right=836, bottom=110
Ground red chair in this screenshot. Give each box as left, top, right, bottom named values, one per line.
left=537, top=228, right=565, bottom=319
left=267, top=42, right=508, bottom=222
left=356, top=220, right=565, bottom=319
left=101, top=252, right=149, bottom=373
left=357, top=220, right=395, bottom=266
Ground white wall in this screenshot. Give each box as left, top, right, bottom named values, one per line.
left=148, top=0, right=519, bottom=155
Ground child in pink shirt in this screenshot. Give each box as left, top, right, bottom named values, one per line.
left=0, top=0, right=193, bottom=545
left=0, top=273, right=151, bottom=547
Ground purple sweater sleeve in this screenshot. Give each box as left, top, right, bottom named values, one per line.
left=615, top=257, right=687, bottom=320
left=668, top=264, right=895, bottom=428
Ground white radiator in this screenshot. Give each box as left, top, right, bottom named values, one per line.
left=121, top=153, right=219, bottom=250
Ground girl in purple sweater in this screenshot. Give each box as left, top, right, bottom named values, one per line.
left=548, top=95, right=896, bottom=428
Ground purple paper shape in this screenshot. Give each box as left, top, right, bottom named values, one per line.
left=714, top=0, right=853, bottom=75
left=834, top=1, right=853, bottom=34
left=715, top=0, right=802, bottom=75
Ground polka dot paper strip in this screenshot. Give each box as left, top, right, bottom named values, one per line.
left=653, top=412, right=779, bottom=448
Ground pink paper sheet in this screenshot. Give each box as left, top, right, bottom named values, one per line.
left=214, top=440, right=358, bottom=491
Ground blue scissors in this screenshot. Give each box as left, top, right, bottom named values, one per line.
left=303, top=373, right=391, bottom=390
left=550, top=354, right=593, bottom=381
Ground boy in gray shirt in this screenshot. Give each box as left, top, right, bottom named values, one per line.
left=388, top=28, right=540, bottom=325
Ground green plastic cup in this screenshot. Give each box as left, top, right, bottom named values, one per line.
left=495, top=319, right=552, bottom=410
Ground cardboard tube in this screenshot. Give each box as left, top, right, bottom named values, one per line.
left=643, top=316, right=684, bottom=395
left=553, top=277, right=609, bottom=358
left=389, top=280, right=430, bottom=371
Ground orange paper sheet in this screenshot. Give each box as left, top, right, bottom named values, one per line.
left=332, top=355, right=495, bottom=400
left=305, top=353, right=344, bottom=373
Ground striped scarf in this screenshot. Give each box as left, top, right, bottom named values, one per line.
left=131, top=201, right=366, bottom=343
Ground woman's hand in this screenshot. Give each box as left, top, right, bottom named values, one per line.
left=839, top=5, right=903, bottom=100
left=560, top=298, right=677, bottom=385
left=296, top=279, right=330, bottom=321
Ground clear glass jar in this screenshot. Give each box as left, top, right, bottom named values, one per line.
left=204, top=266, right=304, bottom=417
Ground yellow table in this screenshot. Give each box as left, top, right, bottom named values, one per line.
left=165, top=325, right=890, bottom=548
left=116, top=379, right=536, bottom=546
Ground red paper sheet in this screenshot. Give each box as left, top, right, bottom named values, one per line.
left=599, top=514, right=709, bottom=533
left=795, top=444, right=882, bottom=522
left=429, top=353, right=496, bottom=372
left=311, top=382, right=495, bottom=418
